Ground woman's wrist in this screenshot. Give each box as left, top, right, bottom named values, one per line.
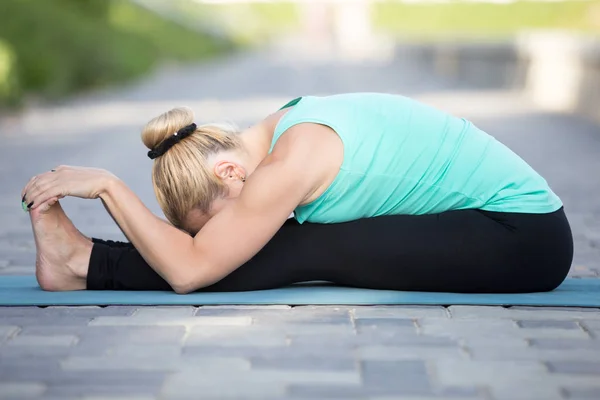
left=99, top=174, right=123, bottom=200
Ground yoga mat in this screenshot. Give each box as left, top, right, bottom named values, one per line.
left=0, top=276, right=599, bottom=307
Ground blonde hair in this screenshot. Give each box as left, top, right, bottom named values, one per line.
left=141, top=106, right=242, bottom=231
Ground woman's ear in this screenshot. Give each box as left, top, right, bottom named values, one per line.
left=214, top=161, right=236, bottom=181
left=214, top=161, right=245, bottom=182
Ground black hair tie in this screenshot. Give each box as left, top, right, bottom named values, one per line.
left=147, top=123, right=197, bottom=160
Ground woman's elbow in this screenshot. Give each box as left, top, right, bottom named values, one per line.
left=171, top=282, right=195, bottom=295
left=169, top=272, right=201, bottom=294
left=169, top=268, right=215, bottom=294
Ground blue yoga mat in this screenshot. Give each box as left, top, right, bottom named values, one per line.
left=0, top=276, right=599, bottom=307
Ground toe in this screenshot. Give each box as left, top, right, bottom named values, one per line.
left=37, top=198, right=58, bottom=213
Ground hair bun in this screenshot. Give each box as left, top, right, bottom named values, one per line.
left=147, top=123, right=197, bottom=159
left=141, top=106, right=195, bottom=152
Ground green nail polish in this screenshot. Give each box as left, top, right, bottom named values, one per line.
left=22, top=201, right=28, bottom=212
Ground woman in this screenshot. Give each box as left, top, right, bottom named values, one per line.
left=22, top=93, right=573, bottom=294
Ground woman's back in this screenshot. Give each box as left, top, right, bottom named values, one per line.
left=271, top=93, right=562, bottom=223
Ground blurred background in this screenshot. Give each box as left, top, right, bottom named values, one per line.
left=1, top=0, right=599, bottom=118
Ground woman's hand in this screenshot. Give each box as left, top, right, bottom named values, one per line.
left=22, top=165, right=118, bottom=210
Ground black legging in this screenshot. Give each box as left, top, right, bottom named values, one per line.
left=87, top=207, right=573, bottom=294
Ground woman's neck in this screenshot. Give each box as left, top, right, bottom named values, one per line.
left=238, top=108, right=290, bottom=173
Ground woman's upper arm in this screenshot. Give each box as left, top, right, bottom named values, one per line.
left=189, top=124, right=331, bottom=287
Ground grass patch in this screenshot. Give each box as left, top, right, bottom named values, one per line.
left=172, top=1, right=301, bottom=46
left=0, top=0, right=233, bottom=107
left=372, top=0, right=600, bottom=39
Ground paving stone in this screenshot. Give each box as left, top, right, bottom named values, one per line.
left=29, top=397, right=80, bottom=400
left=357, top=345, right=468, bottom=361
left=253, top=315, right=353, bottom=327
left=287, top=386, right=367, bottom=400
left=188, top=325, right=278, bottom=336
left=163, top=366, right=362, bottom=398
left=45, top=384, right=158, bottom=398
left=354, top=332, right=458, bottom=347
left=354, top=318, right=416, bottom=332
left=340, top=388, right=484, bottom=400
left=369, top=397, right=481, bottom=400
left=161, top=372, right=286, bottom=399
left=291, top=306, right=354, bottom=314
left=581, top=320, right=600, bottom=331
left=132, top=307, right=197, bottom=318
left=448, top=306, right=600, bottom=320
left=105, top=326, right=185, bottom=345
left=0, top=355, right=61, bottom=369
left=174, top=367, right=360, bottom=386
left=0, top=317, right=93, bottom=326
left=89, top=316, right=251, bottom=327
left=352, top=306, right=449, bottom=319
left=435, top=359, right=600, bottom=396
left=4, top=257, right=35, bottom=268
left=195, top=305, right=291, bottom=316
left=283, top=324, right=358, bottom=335
left=0, top=383, right=46, bottom=398
left=529, top=339, right=600, bottom=350
left=16, top=371, right=166, bottom=397
left=102, top=344, right=182, bottom=358
left=516, top=320, right=581, bottom=329
left=17, top=326, right=96, bottom=336
left=0, top=361, right=65, bottom=382
left=189, top=322, right=355, bottom=336
left=418, top=318, right=589, bottom=340
left=570, top=265, right=599, bottom=276
left=434, top=360, right=548, bottom=387
left=490, top=384, right=563, bottom=400
left=459, top=337, right=529, bottom=348
left=183, top=344, right=352, bottom=359
left=185, top=330, right=288, bottom=347
left=60, top=355, right=250, bottom=372
left=40, top=370, right=166, bottom=386
left=360, top=360, right=433, bottom=395
left=251, top=355, right=356, bottom=371
left=0, top=266, right=34, bottom=274
left=517, top=328, right=589, bottom=339
left=249, top=307, right=353, bottom=326
left=0, top=325, right=19, bottom=342
left=469, top=347, right=600, bottom=362
left=437, top=386, right=485, bottom=397
left=34, top=326, right=187, bottom=345
left=562, top=387, right=600, bottom=399
left=289, top=332, right=456, bottom=349
left=546, top=361, right=600, bottom=374
left=418, top=318, right=517, bottom=337
left=7, top=334, right=78, bottom=347
left=0, top=306, right=138, bottom=317
left=82, top=397, right=155, bottom=400
left=511, top=307, right=600, bottom=313
left=0, top=345, right=74, bottom=358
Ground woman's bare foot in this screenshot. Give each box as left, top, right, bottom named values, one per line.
left=29, top=200, right=92, bottom=291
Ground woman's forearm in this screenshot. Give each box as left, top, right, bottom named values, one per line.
left=98, top=178, right=202, bottom=292
left=101, top=198, right=132, bottom=243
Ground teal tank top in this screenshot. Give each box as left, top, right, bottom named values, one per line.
left=270, top=93, right=562, bottom=224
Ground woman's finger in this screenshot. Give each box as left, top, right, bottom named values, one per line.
left=21, top=174, right=39, bottom=201
left=25, top=177, right=60, bottom=209
left=23, top=171, right=51, bottom=200
left=22, top=168, right=60, bottom=200
left=28, top=187, right=64, bottom=210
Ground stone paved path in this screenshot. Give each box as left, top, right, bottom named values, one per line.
left=0, top=42, right=599, bottom=399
